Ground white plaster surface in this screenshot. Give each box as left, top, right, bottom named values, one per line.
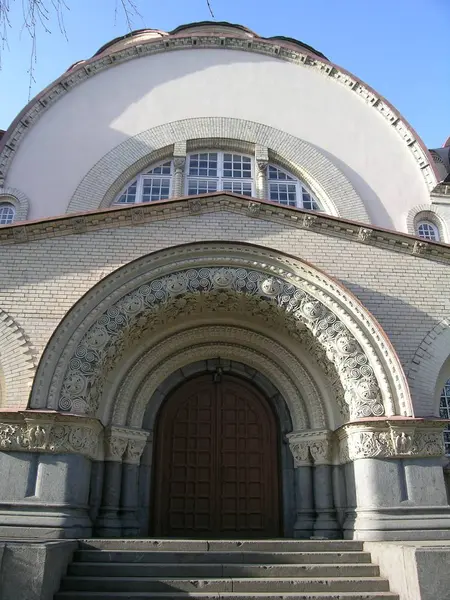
left=5, top=48, right=430, bottom=229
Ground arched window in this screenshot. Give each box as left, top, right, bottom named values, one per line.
left=268, top=165, right=320, bottom=210
left=115, top=161, right=173, bottom=204
left=113, top=153, right=322, bottom=211
left=416, top=220, right=439, bottom=241
left=186, top=152, right=253, bottom=197
left=0, top=202, right=16, bottom=225
left=440, top=379, right=450, bottom=455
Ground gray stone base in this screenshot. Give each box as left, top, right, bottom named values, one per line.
left=365, top=541, right=450, bottom=600
left=344, top=506, right=450, bottom=541
left=0, top=505, right=92, bottom=539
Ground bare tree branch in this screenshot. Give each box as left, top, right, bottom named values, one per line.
left=0, top=0, right=215, bottom=97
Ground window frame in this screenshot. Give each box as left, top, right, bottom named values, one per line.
left=115, top=160, right=174, bottom=205
left=185, top=151, right=255, bottom=198
left=0, top=202, right=16, bottom=225
left=416, top=220, right=440, bottom=241
left=267, top=164, right=321, bottom=211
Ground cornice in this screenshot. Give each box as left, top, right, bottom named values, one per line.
left=0, top=34, right=437, bottom=190
left=1, top=193, right=450, bottom=266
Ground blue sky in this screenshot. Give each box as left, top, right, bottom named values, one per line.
left=0, top=0, right=449, bottom=147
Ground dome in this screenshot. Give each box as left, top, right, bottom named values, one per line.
left=88, top=21, right=328, bottom=64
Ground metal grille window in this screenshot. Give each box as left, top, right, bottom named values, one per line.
left=0, top=203, right=15, bottom=225
left=186, top=152, right=253, bottom=197
left=440, top=380, right=450, bottom=456
left=268, top=166, right=320, bottom=210
left=417, top=221, right=439, bottom=241
left=115, top=161, right=173, bottom=204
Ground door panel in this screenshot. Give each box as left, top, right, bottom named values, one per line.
left=153, top=374, right=280, bottom=537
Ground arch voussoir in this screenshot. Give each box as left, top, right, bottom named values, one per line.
left=29, top=243, right=411, bottom=423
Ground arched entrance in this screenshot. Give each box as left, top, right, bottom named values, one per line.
left=153, top=373, right=281, bottom=538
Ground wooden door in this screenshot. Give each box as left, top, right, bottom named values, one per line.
left=153, top=374, right=280, bottom=537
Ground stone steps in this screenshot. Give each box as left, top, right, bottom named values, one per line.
left=68, top=563, right=380, bottom=578
left=54, top=540, right=398, bottom=600
left=74, top=551, right=374, bottom=564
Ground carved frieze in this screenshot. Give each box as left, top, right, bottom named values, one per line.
left=338, top=420, right=446, bottom=463
left=0, top=411, right=103, bottom=460
left=58, top=266, right=385, bottom=422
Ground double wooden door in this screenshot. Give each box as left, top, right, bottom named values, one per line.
left=153, top=374, right=280, bottom=537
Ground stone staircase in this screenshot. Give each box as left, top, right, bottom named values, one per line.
left=54, top=539, right=398, bottom=600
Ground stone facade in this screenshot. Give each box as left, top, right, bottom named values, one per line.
left=0, top=22, right=449, bottom=556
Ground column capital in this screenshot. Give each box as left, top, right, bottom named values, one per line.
left=287, top=430, right=334, bottom=465
left=104, top=426, right=149, bottom=462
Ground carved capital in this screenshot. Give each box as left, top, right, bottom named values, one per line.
left=256, top=159, right=268, bottom=175
left=309, top=438, right=333, bottom=465
left=173, top=156, right=186, bottom=173
left=104, top=428, right=128, bottom=462
left=289, top=441, right=310, bottom=466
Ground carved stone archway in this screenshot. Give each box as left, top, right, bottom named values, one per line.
left=29, top=242, right=412, bottom=422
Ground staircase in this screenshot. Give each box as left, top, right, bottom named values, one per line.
left=55, top=539, right=398, bottom=600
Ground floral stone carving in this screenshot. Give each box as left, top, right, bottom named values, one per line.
left=0, top=412, right=102, bottom=460
left=339, top=420, right=446, bottom=463
left=59, top=266, right=385, bottom=420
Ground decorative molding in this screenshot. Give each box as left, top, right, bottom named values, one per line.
left=247, top=201, right=261, bottom=217
left=29, top=243, right=411, bottom=422
left=0, top=35, right=436, bottom=192
left=358, top=227, right=373, bottom=242
left=103, top=426, right=149, bottom=462
left=0, top=309, right=36, bottom=409
left=57, top=266, right=384, bottom=421
left=107, top=324, right=326, bottom=429
left=188, top=198, right=202, bottom=214
left=287, top=429, right=334, bottom=465
left=338, top=419, right=446, bottom=463
left=0, top=411, right=103, bottom=460
left=1, top=195, right=450, bottom=270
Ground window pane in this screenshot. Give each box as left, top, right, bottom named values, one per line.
left=222, top=180, right=253, bottom=197
left=141, top=178, right=171, bottom=202
left=0, top=203, right=15, bottom=225
left=417, top=221, right=438, bottom=241
left=116, top=182, right=138, bottom=204
left=223, top=154, right=252, bottom=179
left=188, top=179, right=218, bottom=195
left=189, top=153, right=218, bottom=177
left=146, top=161, right=172, bottom=175
left=268, top=165, right=295, bottom=181
left=269, top=183, right=297, bottom=206
left=301, top=189, right=320, bottom=210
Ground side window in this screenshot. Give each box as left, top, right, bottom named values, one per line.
left=0, top=202, right=16, bottom=225
left=416, top=220, right=439, bottom=241
left=115, top=161, right=173, bottom=204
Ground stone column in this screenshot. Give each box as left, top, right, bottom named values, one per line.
left=172, top=141, right=187, bottom=197
left=288, top=435, right=315, bottom=539
left=94, top=429, right=128, bottom=538
left=121, top=431, right=149, bottom=536
left=310, top=437, right=341, bottom=539
left=138, top=432, right=154, bottom=535
left=255, top=145, right=269, bottom=199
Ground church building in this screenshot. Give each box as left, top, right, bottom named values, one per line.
left=1, top=21, right=450, bottom=600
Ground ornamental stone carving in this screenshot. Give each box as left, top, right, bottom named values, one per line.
left=289, top=441, right=310, bottom=466
left=287, top=430, right=334, bottom=466
left=104, top=426, right=150, bottom=463
left=247, top=201, right=261, bottom=216
left=0, top=411, right=102, bottom=460
left=58, top=266, right=384, bottom=421
left=338, top=420, right=446, bottom=463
